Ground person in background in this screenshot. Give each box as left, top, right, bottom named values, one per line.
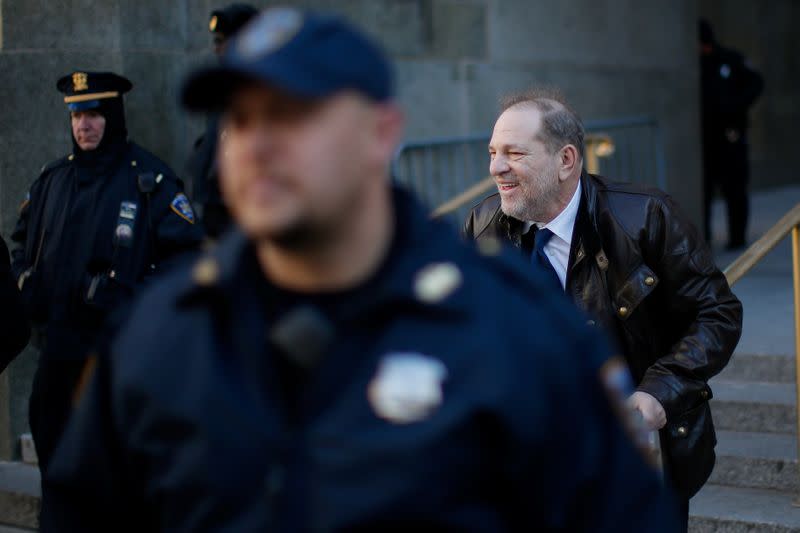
left=699, top=18, right=763, bottom=250
left=10, top=71, right=203, bottom=474
left=186, top=3, right=258, bottom=239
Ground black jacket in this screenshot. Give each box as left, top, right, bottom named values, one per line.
left=11, top=141, right=204, bottom=360
left=701, top=44, right=763, bottom=140
left=464, top=172, right=743, bottom=498
left=0, top=235, right=30, bottom=372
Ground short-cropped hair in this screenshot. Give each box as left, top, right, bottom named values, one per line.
left=500, top=86, right=585, bottom=158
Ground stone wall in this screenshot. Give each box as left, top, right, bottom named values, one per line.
left=0, top=0, right=703, bottom=458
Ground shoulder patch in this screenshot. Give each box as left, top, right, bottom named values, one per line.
left=599, top=356, right=662, bottom=471
left=171, top=193, right=196, bottom=224
left=18, top=191, right=30, bottom=214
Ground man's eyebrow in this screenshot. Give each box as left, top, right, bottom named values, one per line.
left=488, top=143, right=528, bottom=151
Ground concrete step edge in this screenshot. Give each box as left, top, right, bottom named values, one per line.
left=690, top=484, right=800, bottom=531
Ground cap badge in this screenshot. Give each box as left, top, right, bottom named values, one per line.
left=72, top=72, right=89, bottom=92
left=237, top=7, right=303, bottom=58
left=209, top=15, right=218, bottom=32
left=368, top=352, right=448, bottom=424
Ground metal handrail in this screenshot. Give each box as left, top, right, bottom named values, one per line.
left=723, top=202, right=800, bottom=286
left=721, top=201, right=800, bottom=506
left=430, top=176, right=494, bottom=219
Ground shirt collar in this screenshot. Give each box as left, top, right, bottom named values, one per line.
left=524, top=181, right=581, bottom=243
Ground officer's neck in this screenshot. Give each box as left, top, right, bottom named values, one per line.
left=255, top=185, right=395, bottom=293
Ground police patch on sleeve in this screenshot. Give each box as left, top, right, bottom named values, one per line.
left=170, top=193, right=196, bottom=224
left=599, top=356, right=662, bottom=471
left=18, top=191, right=30, bottom=214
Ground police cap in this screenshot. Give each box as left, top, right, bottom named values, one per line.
left=182, top=7, right=393, bottom=111
left=209, top=4, right=258, bottom=36
left=56, top=71, right=132, bottom=112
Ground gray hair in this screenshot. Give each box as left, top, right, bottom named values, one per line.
left=500, top=87, right=585, bottom=158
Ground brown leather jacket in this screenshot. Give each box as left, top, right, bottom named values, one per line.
left=464, top=172, right=743, bottom=498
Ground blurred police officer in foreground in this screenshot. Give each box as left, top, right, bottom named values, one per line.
left=464, top=87, right=742, bottom=531
left=42, top=8, right=678, bottom=532
left=10, top=71, right=203, bottom=472
left=699, top=19, right=763, bottom=250
left=0, top=235, right=30, bottom=372
left=186, top=3, right=257, bottom=238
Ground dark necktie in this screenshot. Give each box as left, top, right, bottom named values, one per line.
left=531, top=227, right=562, bottom=291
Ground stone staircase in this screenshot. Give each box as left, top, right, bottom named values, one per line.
left=687, top=186, right=800, bottom=532
left=689, top=352, right=800, bottom=532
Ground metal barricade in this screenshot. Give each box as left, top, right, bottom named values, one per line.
left=392, top=116, right=666, bottom=223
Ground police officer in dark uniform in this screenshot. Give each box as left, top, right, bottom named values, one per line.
left=186, top=3, right=257, bottom=238
left=10, top=71, right=203, bottom=472
left=699, top=19, right=763, bottom=250
left=0, top=235, right=30, bottom=372
left=42, top=9, right=678, bottom=531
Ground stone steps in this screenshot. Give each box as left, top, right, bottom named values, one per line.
left=710, top=380, right=796, bottom=434
left=690, top=350, right=800, bottom=532
left=720, top=354, right=796, bottom=384
left=690, top=484, right=800, bottom=533
left=0, top=462, right=39, bottom=530
left=711, top=430, right=798, bottom=492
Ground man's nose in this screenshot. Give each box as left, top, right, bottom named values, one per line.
left=490, top=154, right=509, bottom=176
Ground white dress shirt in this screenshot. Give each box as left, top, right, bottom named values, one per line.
left=522, top=181, right=582, bottom=289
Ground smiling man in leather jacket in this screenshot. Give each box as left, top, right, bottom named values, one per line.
left=464, top=87, right=743, bottom=529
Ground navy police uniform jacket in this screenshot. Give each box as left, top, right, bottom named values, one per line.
left=0, top=235, right=30, bottom=371
left=42, top=189, right=678, bottom=532
left=11, top=141, right=203, bottom=356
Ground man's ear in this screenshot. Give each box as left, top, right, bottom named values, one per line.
left=558, top=144, right=580, bottom=181
left=373, top=103, right=404, bottom=163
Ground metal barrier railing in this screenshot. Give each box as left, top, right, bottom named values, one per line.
left=722, top=202, right=800, bottom=505
left=394, top=116, right=666, bottom=223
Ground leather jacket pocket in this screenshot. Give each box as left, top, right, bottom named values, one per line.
left=613, top=264, right=659, bottom=321
left=663, top=396, right=716, bottom=499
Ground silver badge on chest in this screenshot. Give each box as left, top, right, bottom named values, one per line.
left=368, top=352, right=448, bottom=424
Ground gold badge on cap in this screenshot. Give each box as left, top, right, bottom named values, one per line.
left=237, top=7, right=303, bottom=58
left=72, top=72, right=89, bottom=92
left=367, top=352, right=448, bottom=424
left=209, top=15, right=218, bottom=32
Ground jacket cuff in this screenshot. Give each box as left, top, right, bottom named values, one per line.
left=637, top=370, right=709, bottom=422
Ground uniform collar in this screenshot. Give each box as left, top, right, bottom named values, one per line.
left=181, top=187, right=468, bottom=319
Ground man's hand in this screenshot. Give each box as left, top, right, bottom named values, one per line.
left=628, top=391, right=666, bottom=431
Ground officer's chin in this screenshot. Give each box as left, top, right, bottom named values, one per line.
left=76, top=140, right=101, bottom=151
left=242, top=218, right=325, bottom=252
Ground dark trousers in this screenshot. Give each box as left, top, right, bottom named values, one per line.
left=29, top=357, right=87, bottom=473
left=703, top=134, right=750, bottom=248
